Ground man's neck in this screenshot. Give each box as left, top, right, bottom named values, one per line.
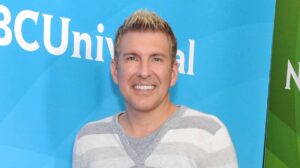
left=119, top=102, right=178, bottom=138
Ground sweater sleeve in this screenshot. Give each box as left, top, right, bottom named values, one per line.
left=72, top=135, right=86, bottom=168
left=208, top=118, right=238, bottom=168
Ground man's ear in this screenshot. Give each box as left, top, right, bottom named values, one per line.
left=110, top=59, right=119, bottom=84
left=170, top=61, right=179, bottom=87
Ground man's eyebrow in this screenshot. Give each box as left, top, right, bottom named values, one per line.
left=150, top=53, right=168, bottom=58
left=120, top=52, right=169, bottom=59
left=121, top=52, right=138, bottom=57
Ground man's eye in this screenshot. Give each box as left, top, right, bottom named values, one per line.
left=153, top=57, right=163, bottom=62
left=126, top=56, right=137, bottom=61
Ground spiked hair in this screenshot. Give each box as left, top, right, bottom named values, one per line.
left=114, top=10, right=177, bottom=63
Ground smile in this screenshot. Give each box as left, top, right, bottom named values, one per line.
left=133, top=84, right=156, bottom=90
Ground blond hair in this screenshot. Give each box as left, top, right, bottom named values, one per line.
left=114, top=10, right=177, bottom=63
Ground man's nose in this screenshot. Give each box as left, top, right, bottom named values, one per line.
left=138, top=60, right=152, bottom=78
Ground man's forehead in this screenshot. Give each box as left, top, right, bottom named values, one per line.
left=119, top=31, right=172, bottom=51
left=114, top=31, right=175, bottom=64
left=120, top=31, right=171, bottom=42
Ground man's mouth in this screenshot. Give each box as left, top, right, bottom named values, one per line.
left=133, top=84, right=156, bottom=90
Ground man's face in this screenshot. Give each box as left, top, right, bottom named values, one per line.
left=111, top=31, right=178, bottom=113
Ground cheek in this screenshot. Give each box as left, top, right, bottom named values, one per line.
left=156, top=69, right=172, bottom=82
left=117, top=66, right=134, bottom=82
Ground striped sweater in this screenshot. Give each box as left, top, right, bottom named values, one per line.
left=73, top=106, right=238, bottom=168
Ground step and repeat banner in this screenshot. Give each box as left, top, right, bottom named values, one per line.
left=0, top=1, right=275, bottom=168
left=264, top=0, right=300, bottom=167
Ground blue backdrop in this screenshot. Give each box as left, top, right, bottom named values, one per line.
left=0, top=1, right=275, bottom=167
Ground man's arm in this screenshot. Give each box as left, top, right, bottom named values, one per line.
left=208, top=120, right=238, bottom=168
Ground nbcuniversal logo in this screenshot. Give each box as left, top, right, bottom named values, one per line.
left=285, top=59, right=300, bottom=91
left=0, top=4, right=196, bottom=76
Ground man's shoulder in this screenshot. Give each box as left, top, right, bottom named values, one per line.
left=182, top=106, right=225, bottom=124
left=76, top=115, right=115, bottom=140
left=179, top=106, right=227, bottom=134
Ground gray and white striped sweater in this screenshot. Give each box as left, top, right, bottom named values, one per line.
left=73, top=106, right=238, bottom=168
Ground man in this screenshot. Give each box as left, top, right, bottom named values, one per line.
left=73, top=10, right=238, bottom=168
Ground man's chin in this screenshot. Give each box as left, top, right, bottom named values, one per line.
left=127, top=103, right=158, bottom=113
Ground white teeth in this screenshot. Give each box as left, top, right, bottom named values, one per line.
left=134, top=85, right=155, bottom=90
